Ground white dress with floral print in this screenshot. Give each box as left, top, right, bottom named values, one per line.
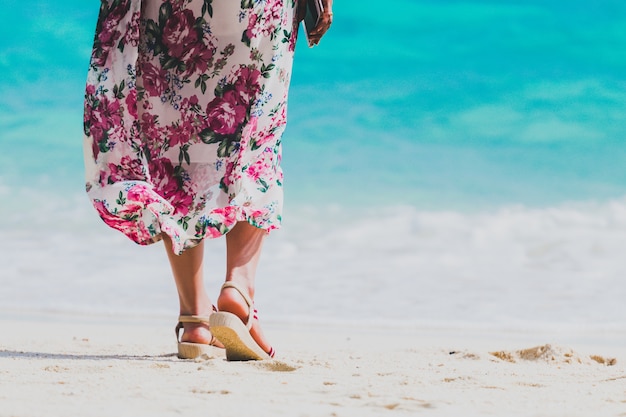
left=84, top=0, right=298, bottom=254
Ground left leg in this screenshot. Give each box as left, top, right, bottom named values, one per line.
left=163, top=234, right=216, bottom=344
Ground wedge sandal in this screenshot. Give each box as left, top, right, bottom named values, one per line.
left=176, top=312, right=223, bottom=359
left=209, top=282, right=275, bottom=361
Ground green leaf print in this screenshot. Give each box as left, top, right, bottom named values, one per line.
left=261, top=63, right=275, bottom=78
left=112, top=80, right=125, bottom=99
left=177, top=216, right=190, bottom=231
left=195, top=74, right=209, bottom=94
left=98, top=135, right=110, bottom=154
left=145, top=20, right=163, bottom=55
left=219, top=177, right=228, bottom=193
left=213, top=82, right=225, bottom=98
left=178, top=145, right=191, bottom=166
left=216, top=222, right=229, bottom=235
left=123, top=213, right=139, bottom=222
left=257, top=178, right=269, bottom=193
left=241, top=0, right=254, bottom=9
left=199, top=128, right=220, bottom=144
left=202, top=0, right=214, bottom=17
left=158, top=2, right=173, bottom=29
left=195, top=220, right=207, bottom=238
left=217, top=140, right=230, bottom=158
left=116, top=191, right=126, bottom=206
left=217, top=138, right=239, bottom=158
left=282, top=30, right=291, bottom=44
left=241, top=30, right=251, bottom=48
left=162, top=55, right=180, bottom=71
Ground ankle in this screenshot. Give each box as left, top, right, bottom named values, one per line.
left=179, top=301, right=214, bottom=318
left=180, top=323, right=213, bottom=344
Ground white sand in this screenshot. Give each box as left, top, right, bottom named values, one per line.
left=1, top=314, right=625, bottom=417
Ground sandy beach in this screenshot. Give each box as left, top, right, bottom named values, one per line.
left=1, top=313, right=625, bottom=417
left=3, top=1, right=626, bottom=416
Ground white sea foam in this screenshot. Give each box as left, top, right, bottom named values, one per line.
left=1, top=186, right=626, bottom=331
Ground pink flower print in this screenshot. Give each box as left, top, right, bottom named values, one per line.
left=211, top=206, right=238, bottom=225
left=141, top=62, right=169, bottom=97
left=262, top=1, right=282, bottom=36
left=106, top=156, right=145, bottom=184
left=240, top=116, right=258, bottom=148
left=245, top=13, right=261, bottom=41
left=97, top=21, right=121, bottom=54
left=182, top=41, right=215, bottom=76
left=162, top=9, right=199, bottom=59
left=233, top=66, right=262, bottom=106
left=140, top=113, right=159, bottom=139
left=204, top=224, right=226, bottom=239
left=205, top=90, right=247, bottom=135
left=125, top=89, right=137, bottom=118
left=221, top=161, right=235, bottom=190
left=246, top=157, right=272, bottom=182
left=94, top=199, right=132, bottom=227
left=245, top=208, right=267, bottom=221
left=93, top=0, right=129, bottom=65
left=166, top=117, right=195, bottom=147
left=94, top=198, right=153, bottom=244
left=126, top=184, right=162, bottom=207
left=254, top=129, right=274, bottom=148
left=148, top=158, right=194, bottom=215
left=86, top=95, right=122, bottom=159
left=122, top=11, right=141, bottom=47
left=94, top=96, right=122, bottom=130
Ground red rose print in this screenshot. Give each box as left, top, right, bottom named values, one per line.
left=205, top=90, right=247, bottom=135
left=162, top=10, right=199, bottom=59
left=141, top=62, right=169, bottom=97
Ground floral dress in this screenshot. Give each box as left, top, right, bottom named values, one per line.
left=83, top=0, right=298, bottom=254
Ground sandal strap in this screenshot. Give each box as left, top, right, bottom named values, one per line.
left=221, top=281, right=254, bottom=330
left=175, top=306, right=219, bottom=345
left=177, top=315, right=213, bottom=324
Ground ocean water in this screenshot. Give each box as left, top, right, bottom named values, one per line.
left=1, top=0, right=626, bottom=331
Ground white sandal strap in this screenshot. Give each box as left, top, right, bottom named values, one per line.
left=221, top=282, right=254, bottom=330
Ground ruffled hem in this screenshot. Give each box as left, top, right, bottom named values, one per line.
left=89, top=181, right=280, bottom=255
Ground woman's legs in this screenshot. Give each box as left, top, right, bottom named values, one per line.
left=218, top=221, right=273, bottom=353
left=164, top=221, right=272, bottom=351
left=163, top=234, right=216, bottom=344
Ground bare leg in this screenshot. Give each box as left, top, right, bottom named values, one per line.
left=163, top=234, right=215, bottom=344
left=217, top=221, right=273, bottom=353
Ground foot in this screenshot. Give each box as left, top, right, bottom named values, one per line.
left=178, top=310, right=224, bottom=348
left=217, top=285, right=273, bottom=355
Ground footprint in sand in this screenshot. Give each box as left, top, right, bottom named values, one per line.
left=489, top=344, right=617, bottom=366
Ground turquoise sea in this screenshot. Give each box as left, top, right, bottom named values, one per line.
left=1, top=0, right=626, bottom=330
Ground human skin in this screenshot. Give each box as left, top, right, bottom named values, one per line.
left=166, top=0, right=334, bottom=353
left=301, top=0, right=334, bottom=46
left=164, top=221, right=272, bottom=353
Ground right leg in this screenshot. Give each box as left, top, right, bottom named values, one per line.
left=216, top=221, right=273, bottom=354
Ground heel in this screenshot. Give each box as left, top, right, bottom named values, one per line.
left=209, top=282, right=275, bottom=361
left=175, top=313, right=223, bottom=359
